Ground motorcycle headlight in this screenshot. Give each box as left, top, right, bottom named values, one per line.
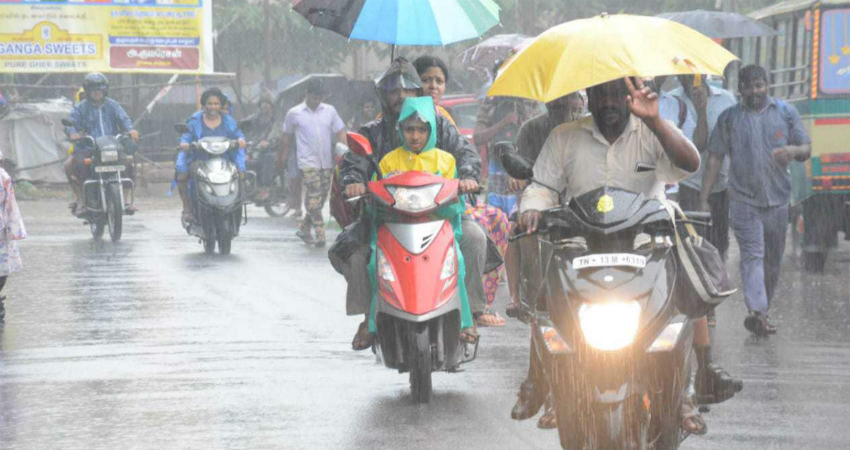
left=101, top=149, right=119, bottom=162
left=386, top=184, right=442, bottom=213
left=376, top=248, right=395, bottom=282
left=578, top=300, right=641, bottom=351
left=440, top=245, right=456, bottom=280
left=201, top=182, right=214, bottom=195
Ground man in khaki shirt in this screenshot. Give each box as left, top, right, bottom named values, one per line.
left=519, top=78, right=696, bottom=219
left=515, top=78, right=740, bottom=435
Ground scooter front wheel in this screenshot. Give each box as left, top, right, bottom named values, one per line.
left=217, top=214, right=233, bottom=255
left=408, top=324, right=432, bottom=403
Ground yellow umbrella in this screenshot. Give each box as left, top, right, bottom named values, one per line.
left=487, top=13, right=739, bottom=102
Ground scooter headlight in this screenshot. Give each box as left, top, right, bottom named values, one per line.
left=440, top=245, right=456, bottom=280
left=201, top=182, right=214, bottom=195
left=386, top=184, right=442, bottom=213
left=578, top=300, right=641, bottom=351
left=376, top=248, right=395, bottom=282
left=200, top=140, right=231, bottom=155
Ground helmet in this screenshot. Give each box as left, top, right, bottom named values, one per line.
left=375, top=58, right=422, bottom=92
left=83, top=72, right=109, bottom=97
left=374, top=58, right=422, bottom=113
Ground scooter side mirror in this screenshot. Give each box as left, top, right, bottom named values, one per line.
left=174, top=123, right=190, bottom=134
left=500, top=148, right=534, bottom=180
left=346, top=132, right=373, bottom=157
left=61, top=118, right=74, bottom=127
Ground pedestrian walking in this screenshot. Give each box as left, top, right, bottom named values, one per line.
left=669, top=75, right=737, bottom=260
left=282, top=79, right=346, bottom=247
left=473, top=61, right=537, bottom=216
left=661, top=75, right=737, bottom=328
left=701, top=64, right=811, bottom=336
left=0, top=150, right=26, bottom=321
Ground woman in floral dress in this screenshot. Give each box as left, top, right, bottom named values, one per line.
left=413, top=55, right=511, bottom=326
left=0, top=151, right=26, bottom=321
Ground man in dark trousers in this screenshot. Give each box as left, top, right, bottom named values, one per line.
left=701, top=65, right=811, bottom=336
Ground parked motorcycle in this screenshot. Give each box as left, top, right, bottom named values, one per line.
left=62, top=118, right=135, bottom=242
left=244, top=141, right=289, bottom=217
left=502, top=149, right=708, bottom=450
left=174, top=123, right=249, bottom=255
left=347, top=132, right=477, bottom=403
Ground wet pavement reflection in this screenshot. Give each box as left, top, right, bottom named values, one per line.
left=1, top=196, right=847, bottom=449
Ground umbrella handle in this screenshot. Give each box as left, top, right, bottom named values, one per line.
left=672, top=57, right=702, bottom=87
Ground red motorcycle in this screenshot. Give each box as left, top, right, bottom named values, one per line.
left=347, top=133, right=478, bottom=403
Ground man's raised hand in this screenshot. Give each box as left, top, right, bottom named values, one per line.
left=624, top=77, right=659, bottom=122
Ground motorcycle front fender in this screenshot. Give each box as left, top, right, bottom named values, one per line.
left=591, top=380, right=648, bottom=406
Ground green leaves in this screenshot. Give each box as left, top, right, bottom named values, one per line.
left=213, top=1, right=351, bottom=73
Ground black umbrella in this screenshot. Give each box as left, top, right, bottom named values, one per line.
left=657, top=10, right=780, bottom=39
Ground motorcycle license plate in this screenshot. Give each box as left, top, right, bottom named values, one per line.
left=94, top=164, right=125, bottom=173
left=572, top=253, right=647, bottom=269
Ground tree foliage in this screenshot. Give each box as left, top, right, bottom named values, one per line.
left=213, top=1, right=352, bottom=74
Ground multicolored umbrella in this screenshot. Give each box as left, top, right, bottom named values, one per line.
left=488, top=14, right=739, bottom=103
left=292, top=0, right=501, bottom=47
left=456, top=33, right=530, bottom=78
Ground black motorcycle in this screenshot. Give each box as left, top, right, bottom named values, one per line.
left=502, top=150, right=709, bottom=450
left=62, top=118, right=135, bottom=242
left=244, top=141, right=289, bottom=217
left=174, top=123, right=249, bottom=255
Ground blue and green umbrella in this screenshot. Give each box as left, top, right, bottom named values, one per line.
left=293, top=0, right=501, bottom=55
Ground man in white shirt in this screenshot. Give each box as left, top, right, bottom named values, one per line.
left=517, top=77, right=740, bottom=435
left=281, top=79, right=346, bottom=247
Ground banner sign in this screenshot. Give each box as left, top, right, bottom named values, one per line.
left=0, top=0, right=213, bottom=74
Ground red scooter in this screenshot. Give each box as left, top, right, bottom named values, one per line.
left=347, top=133, right=478, bottom=403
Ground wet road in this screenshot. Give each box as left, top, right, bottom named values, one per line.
left=1, top=192, right=848, bottom=449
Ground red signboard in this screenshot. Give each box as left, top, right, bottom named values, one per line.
left=109, top=46, right=199, bottom=70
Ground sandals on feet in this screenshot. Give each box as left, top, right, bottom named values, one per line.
left=476, top=309, right=506, bottom=327
left=460, top=326, right=479, bottom=344
left=351, top=321, right=374, bottom=351
left=505, top=300, right=522, bottom=319
left=537, top=396, right=557, bottom=429
left=681, top=396, right=707, bottom=436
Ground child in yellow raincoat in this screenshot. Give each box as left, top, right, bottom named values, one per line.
left=367, top=96, right=476, bottom=343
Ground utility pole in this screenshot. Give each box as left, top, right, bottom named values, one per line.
left=263, top=0, right=272, bottom=90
